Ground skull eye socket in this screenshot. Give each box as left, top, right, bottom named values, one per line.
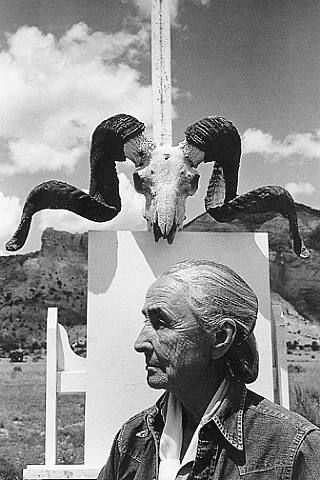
left=190, top=173, right=200, bottom=192
left=180, top=172, right=200, bottom=196
left=135, top=151, right=146, bottom=167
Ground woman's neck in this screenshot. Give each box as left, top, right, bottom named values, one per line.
left=173, top=372, right=224, bottom=429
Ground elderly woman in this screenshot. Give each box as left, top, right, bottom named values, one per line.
left=98, top=259, right=320, bottom=480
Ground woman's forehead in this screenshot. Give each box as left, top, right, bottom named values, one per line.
left=144, top=275, right=185, bottom=308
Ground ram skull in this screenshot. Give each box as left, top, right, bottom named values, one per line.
left=6, top=113, right=309, bottom=258
left=132, top=145, right=200, bottom=243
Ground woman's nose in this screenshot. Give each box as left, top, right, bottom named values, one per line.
left=134, top=324, right=153, bottom=353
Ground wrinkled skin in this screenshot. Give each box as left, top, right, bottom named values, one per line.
left=134, top=276, right=216, bottom=395
left=133, top=145, right=200, bottom=244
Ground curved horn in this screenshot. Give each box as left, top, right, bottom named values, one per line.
left=5, top=113, right=145, bottom=252
left=185, top=116, right=309, bottom=258
left=206, top=185, right=310, bottom=258
left=184, top=116, right=241, bottom=202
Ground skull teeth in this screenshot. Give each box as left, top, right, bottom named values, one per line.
left=152, top=218, right=177, bottom=244
left=166, top=220, right=177, bottom=244
left=153, top=221, right=162, bottom=242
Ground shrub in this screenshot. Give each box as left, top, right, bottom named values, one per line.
left=9, top=351, right=23, bottom=363
left=0, top=335, right=19, bottom=354
left=288, top=364, right=306, bottom=374
left=32, top=354, right=42, bottom=362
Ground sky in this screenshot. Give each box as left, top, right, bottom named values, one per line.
left=0, top=0, right=319, bottom=255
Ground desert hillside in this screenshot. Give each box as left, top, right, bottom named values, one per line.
left=0, top=202, right=320, bottom=346
left=0, top=229, right=88, bottom=344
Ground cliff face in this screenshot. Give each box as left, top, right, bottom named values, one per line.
left=0, top=228, right=88, bottom=343
left=0, top=203, right=320, bottom=343
left=184, top=203, right=320, bottom=325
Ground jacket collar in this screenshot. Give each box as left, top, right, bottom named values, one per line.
left=148, top=381, right=247, bottom=452
left=210, top=380, right=247, bottom=451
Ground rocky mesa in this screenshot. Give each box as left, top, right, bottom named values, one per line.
left=0, top=202, right=320, bottom=347
left=0, top=229, right=88, bottom=345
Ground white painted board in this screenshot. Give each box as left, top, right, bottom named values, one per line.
left=85, top=231, right=272, bottom=467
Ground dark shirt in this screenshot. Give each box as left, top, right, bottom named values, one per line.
left=98, top=381, right=320, bottom=479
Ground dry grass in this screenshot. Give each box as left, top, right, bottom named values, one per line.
left=288, top=359, right=320, bottom=427
left=0, top=358, right=46, bottom=478
left=0, top=357, right=84, bottom=480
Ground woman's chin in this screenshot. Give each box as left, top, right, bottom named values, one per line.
left=146, top=371, right=167, bottom=390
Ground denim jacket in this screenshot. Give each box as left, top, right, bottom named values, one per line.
left=98, top=381, right=320, bottom=480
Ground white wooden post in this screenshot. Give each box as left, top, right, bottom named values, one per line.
left=24, top=310, right=90, bottom=479
left=45, top=307, right=58, bottom=466
left=151, top=0, right=172, bottom=145
left=271, top=303, right=290, bottom=409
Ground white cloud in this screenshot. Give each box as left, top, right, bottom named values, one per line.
left=0, top=191, right=22, bottom=241
left=130, top=0, right=179, bottom=22
left=37, top=173, right=147, bottom=234
left=3, top=140, right=83, bottom=175
left=0, top=23, right=152, bottom=175
left=242, top=128, right=320, bottom=161
left=285, top=182, right=316, bottom=197
left=129, top=0, right=210, bottom=24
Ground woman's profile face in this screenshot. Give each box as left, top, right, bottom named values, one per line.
left=134, top=275, right=214, bottom=395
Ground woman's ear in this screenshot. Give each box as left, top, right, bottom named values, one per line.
left=210, top=319, right=237, bottom=359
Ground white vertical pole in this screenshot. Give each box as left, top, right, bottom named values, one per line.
left=151, top=0, right=172, bottom=145
left=271, top=303, right=290, bottom=408
left=45, top=307, right=58, bottom=466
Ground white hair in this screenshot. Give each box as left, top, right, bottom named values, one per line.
left=158, top=259, right=259, bottom=383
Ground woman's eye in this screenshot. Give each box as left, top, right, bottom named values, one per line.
left=157, top=317, right=166, bottom=328
left=145, top=309, right=169, bottom=329
left=154, top=314, right=169, bottom=330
